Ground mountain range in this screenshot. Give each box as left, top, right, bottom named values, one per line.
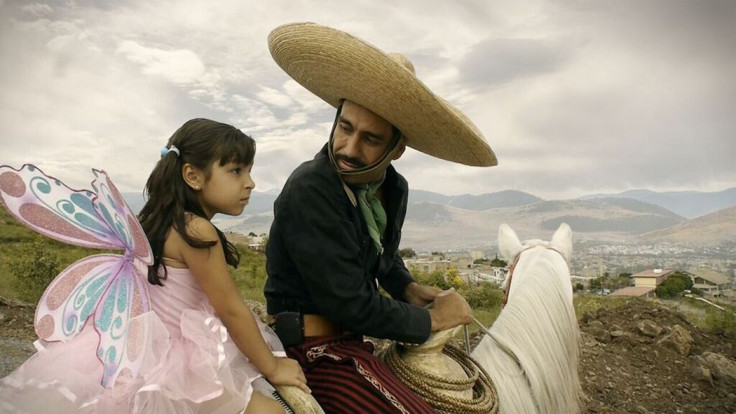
left=122, top=187, right=736, bottom=251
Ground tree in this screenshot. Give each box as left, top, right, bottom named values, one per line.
left=589, top=277, right=603, bottom=290
left=399, top=247, right=417, bottom=258
left=490, top=255, right=507, bottom=268
left=574, top=282, right=585, bottom=292
left=656, top=272, right=693, bottom=298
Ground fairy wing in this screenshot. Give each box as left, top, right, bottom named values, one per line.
left=1, top=164, right=154, bottom=388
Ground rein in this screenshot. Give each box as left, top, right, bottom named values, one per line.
left=502, top=244, right=568, bottom=306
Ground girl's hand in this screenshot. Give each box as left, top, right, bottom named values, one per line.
left=266, top=357, right=311, bottom=394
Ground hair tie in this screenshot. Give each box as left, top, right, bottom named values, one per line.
left=160, top=145, right=180, bottom=158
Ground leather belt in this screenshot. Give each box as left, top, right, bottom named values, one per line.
left=302, top=314, right=344, bottom=337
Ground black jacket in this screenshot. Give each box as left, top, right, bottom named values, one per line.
left=265, top=145, right=431, bottom=343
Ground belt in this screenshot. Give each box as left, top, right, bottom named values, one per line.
left=302, top=314, right=345, bottom=337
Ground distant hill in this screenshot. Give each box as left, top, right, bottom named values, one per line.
left=401, top=198, right=686, bottom=251
left=579, top=188, right=736, bottom=219
left=639, top=205, right=736, bottom=245
left=408, top=189, right=542, bottom=210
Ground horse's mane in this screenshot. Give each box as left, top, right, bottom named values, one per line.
left=474, top=246, right=582, bottom=413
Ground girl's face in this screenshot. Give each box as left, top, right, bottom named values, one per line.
left=197, top=161, right=255, bottom=219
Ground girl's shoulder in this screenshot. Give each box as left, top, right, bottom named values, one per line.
left=183, top=213, right=219, bottom=242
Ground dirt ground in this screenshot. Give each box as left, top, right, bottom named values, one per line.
left=1, top=296, right=735, bottom=413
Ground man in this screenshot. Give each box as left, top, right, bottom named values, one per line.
left=264, top=23, right=497, bottom=413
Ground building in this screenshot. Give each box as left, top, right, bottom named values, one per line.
left=686, top=268, right=733, bottom=297
left=610, top=269, right=673, bottom=297
left=610, top=286, right=656, bottom=298
left=632, top=269, right=674, bottom=288
left=405, top=258, right=451, bottom=273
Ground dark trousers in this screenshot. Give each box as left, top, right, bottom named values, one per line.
left=286, top=335, right=435, bottom=414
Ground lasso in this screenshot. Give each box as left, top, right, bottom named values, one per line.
left=380, top=341, right=499, bottom=414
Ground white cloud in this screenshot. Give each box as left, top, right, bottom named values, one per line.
left=116, top=41, right=206, bottom=85
left=255, top=86, right=294, bottom=108
left=21, top=3, right=53, bottom=17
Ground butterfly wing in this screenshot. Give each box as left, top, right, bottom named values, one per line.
left=90, top=169, right=152, bottom=265
left=0, top=164, right=123, bottom=250
left=35, top=253, right=151, bottom=388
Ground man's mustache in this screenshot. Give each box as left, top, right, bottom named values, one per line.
left=334, top=153, right=367, bottom=168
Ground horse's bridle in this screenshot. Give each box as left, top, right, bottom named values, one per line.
left=502, top=244, right=568, bottom=306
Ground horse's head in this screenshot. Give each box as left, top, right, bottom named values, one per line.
left=498, top=223, right=571, bottom=263
left=498, top=223, right=573, bottom=301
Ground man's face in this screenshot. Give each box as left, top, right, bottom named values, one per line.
left=332, top=100, right=396, bottom=171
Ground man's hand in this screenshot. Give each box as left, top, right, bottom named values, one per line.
left=428, top=289, right=472, bottom=331
left=403, top=282, right=441, bottom=307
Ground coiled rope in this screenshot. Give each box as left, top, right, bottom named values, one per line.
left=381, top=342, right=499, bottom=414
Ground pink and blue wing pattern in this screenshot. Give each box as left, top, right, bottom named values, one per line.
left=0, top=164, right=153, bottom=388
left=0, top=165, right=125, bottom=249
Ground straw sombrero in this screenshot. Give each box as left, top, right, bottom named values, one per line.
left=268, top=23, right=497, bottom=167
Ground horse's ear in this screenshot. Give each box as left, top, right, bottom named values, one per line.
left=498, top=223, right=523, bottom=261
left=551, top=223, right=572, bottom=261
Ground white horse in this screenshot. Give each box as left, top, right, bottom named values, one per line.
left=471, top=223, right=582, bottom=414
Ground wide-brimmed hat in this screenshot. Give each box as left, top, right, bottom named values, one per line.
left=268, top=23, right=498, bottom=167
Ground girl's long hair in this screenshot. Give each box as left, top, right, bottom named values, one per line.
left=138, top=118, right=256, bottom=285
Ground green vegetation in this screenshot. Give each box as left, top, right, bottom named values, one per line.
left=398, top=247, right=416, bottom=258
left=655, top=271, right=693, bottom=298
left=573, top=294, right=633, bottom=319
left=589, top=272, right=633, bottom=291
left=704, top=306, right=736, bottom=337
left=410, top=265, right=504, bottom=331
left=232, top=245, right=268, bottom=303
left=1, top=205, right=98, bottom=302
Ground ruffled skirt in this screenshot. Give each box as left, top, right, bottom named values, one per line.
left=0, top=306, right=284, bottom=414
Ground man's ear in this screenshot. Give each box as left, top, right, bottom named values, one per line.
left=182, top=163, right=204, bottom=191
left=392, top=142, right=406, bottom=161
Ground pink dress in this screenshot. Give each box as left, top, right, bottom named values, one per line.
left=0, top=266, right=285, bottom=413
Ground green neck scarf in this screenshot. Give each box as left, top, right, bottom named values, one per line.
left=356, top=177, right=387, bottom=255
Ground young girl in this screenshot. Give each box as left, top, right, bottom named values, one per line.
left=136, top=118, right=309, bottom=413
left=0, top=119, right=307, bottom=413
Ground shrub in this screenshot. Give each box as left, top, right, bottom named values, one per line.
left=412, top=267, right=450, bottom=290
left=459, top=282, right=503, bottom=310
left=9, top=240, right=62, bottom=303
left=703, top=307, right=736, bottom=337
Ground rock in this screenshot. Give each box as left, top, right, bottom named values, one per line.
left=636, top=319, right=663, bottom=338
left=658, top=325, right=694, bottom=356
left=689, top=356, right=714, bottom=386
left=699, top=352, right=736, bottom=382
left=610, top=329, right=628, bottom=339
left=589, top=320, right=605, bottom=329
left=589, top=327, right=611, bottom=343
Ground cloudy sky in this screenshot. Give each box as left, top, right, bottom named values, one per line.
left=1, top=0, right=734, bottom=200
